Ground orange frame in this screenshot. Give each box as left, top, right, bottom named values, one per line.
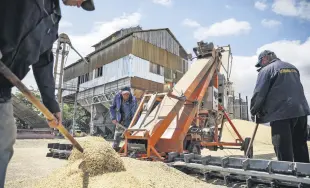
left=119, top=48, right=245, bottom=159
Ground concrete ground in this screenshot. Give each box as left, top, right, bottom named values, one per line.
left=5, top=139, right=229, bottom=188
left=4, top=136, right=310, bottom=188
left=5, top=139, right=68, bottom=188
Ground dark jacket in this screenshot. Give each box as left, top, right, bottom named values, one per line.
left=250, top=59, right=310, bottom=123
left=0, top=0, right=61, bottom=113
left=110, top=92, right=137, bottom=127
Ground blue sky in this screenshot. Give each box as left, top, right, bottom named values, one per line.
left=22, top=0, right=310, bottom=102
left=59, top=0, right=310, bottom=56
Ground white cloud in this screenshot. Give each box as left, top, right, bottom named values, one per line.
left=59, top=20, right=73, bottom=29
left=261, top=19, right=282, bottom=28
left=193, top=18, right=251, bottom=40
left=61, top=12, right=141, bottom=66
left=272, top=0, right=310, bottom=20
left=225, top=5, right=232, bottom=9
left=182, top=19, right=201, bottom=28
left=231, top=38, right=310, bottom=104
left=22, top=12, right=142, bottom=89
left=152, top=0, right=172, bottom=6
left=255, top=1, right=268, bottom=11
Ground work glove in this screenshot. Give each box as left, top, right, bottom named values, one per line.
left=251, top=113, right=263, bottom=123
left=251, top=115, right=255, bottom=122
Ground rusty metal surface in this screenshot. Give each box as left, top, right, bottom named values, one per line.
left=131, top=54, right=215, bottom=140
left=92, top=26, right=142, bottom=50
left=133, top=30, right=180, bottom=56
left=157, top=57, right=221, bottom=152
left=130, top=77, right=164, bottom=92
left=132, top=38, right=183, bottom=71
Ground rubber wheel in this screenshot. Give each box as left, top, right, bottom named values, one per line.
left=187, top=142, right=201, bottom=155
left=243, top=137, right=253, bottom=158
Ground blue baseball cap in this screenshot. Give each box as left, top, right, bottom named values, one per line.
left=121, top=87, right=131, bottom=94
left=255, top=50, right=274, bottom=68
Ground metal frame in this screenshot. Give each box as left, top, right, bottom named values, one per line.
left=199, top=104, right=244, bottom=148
left=119, top=45, right=222, bottom=160
left=168, top=153, right=310, bottom=187
left=78, top=90, right=118, bottom=107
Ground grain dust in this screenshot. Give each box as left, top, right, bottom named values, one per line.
left=69, top=136, right=126, bottom=176
left=33, top=136, right=208, bottom=188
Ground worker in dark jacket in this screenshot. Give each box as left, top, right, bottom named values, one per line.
left=0, top=1, right=82, bottom=187
left=250, top=50, right=310, bottom=163
left=110, top=87, right=137, bottom=150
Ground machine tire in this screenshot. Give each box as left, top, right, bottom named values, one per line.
left=187, top=142, right=201, bottom=155
left=243, top=137, right=253, bottom=158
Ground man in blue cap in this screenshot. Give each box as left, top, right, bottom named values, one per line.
left=110, top=87, right=137, bottom=150
left=250, top=50, right=310, bottom=162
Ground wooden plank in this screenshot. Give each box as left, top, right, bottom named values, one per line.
left=130, top=93, right=158, bottom=130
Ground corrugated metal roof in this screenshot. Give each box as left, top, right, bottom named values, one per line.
left=64, top=28, right=187, bottom=70
left=91, top=26, right=142, bottom=48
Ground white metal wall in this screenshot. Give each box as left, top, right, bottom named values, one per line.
left=78, top=54, right=164, bottom=91
left=62, top=77, right=78, bottom=97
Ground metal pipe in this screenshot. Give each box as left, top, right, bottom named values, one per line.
left=245, top=120, right=259, bottom=157
left=53, top=40, right=61, bottom=82
left=239, top=93, right=242, bottom=119
left=232, top=92, right=235, bottom=118
left=90, top=104, right=94, bottom=135
left=57, top=42, right=67, bottom=104
left=70, top=45, right=89, bottom=64
left=72, top=91, right=78, bottom=135
left=246, top=96, right=249, bottom=121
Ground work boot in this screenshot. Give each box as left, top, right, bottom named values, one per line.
left=113, top=146, right=121, bottom=152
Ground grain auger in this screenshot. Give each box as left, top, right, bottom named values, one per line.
left=46, top=41, right=310, bottom=187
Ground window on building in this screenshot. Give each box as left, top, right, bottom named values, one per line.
left=173, top=72, right=177, bottom=79
left=150, top=62, right=164, bottom=76
left=182, top=59, right=188, bottom=73
left=164, top=68, right=172, bottom=80
left=95, top=67, right=103, bottom=78
left=85, top=73, right=89, bottom=82
left=78, top=73, right=90, bottom=84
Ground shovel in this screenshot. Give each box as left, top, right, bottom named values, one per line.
left=245, top=115, right=259, bottom=158
left=0, top=58, right=84, bottom=153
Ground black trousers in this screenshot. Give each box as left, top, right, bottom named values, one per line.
left=270, top=116, right=309, bottom=163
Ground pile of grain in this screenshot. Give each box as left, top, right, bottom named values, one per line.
left=203, top=119, right=275, bottom=159
left=224, top=119, right=272, bottom=145
left=33, top=136, right=207, bottom=188
left=68, top=136, right=125, bottom=176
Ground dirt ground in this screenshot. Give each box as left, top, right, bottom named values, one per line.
left=5, top=120, right=310, bottom=188
left=5, top=139, right=68, bottom=188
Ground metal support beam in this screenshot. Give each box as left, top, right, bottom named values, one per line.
left=72, top=91, right=78, bottom=135
left=246, top=96, right=249, bottom=121
left=239, top=93, right=242, bottom=119
left=90, top=104, right=94, bottom=135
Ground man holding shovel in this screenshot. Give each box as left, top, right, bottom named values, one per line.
left=0, top=0, right=85, bottom=187
left=250, top=50, right=310, bottom=162
left=110, top=87, right=138, bottom=151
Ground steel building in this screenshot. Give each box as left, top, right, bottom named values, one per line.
left=61, top=26, right=189, bottom=136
